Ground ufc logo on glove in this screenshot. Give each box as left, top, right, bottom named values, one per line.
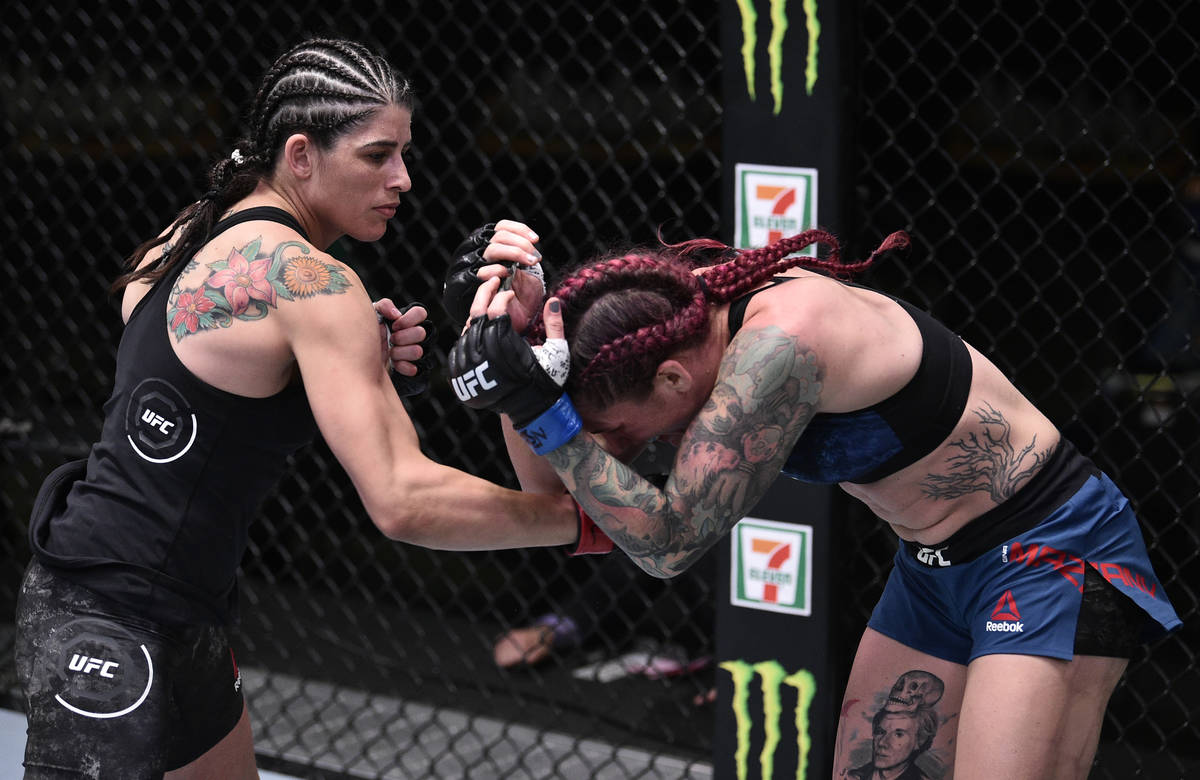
left=451, top=362, right=498, bottom=401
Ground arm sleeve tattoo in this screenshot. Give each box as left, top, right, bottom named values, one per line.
left=547, top=325, right=823, bottom=577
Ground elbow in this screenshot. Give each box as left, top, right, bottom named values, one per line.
left=370, top=505, right=443, bottom=545
left=362, top=483, right=430, bottom=543
left=634, top=526, right=716, bottom=579
left=358, top=461, right=451, bottom=544
left=630, top=552, right=695, bottom=580
left=367, top=501, right=417, bottom=541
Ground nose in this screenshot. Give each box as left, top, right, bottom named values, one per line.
left=389, top=159, right=411, bottom=192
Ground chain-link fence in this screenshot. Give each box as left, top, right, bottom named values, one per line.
left=2, top=1, right=723, bottom=777
left=839, top=2, right=1200, bottom=778
left=1, top=1, right=1195, bottom=778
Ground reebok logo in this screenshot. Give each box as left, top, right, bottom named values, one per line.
left=451, top=362, right=497, bottom=401
left=991, top=590, right=1021, bottom=620
left=231, top=649, right=242, bottom=693
left=985, top=590, right=1024, bottom=633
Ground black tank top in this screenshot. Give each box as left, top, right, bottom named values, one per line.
left=727, top=278, right=973, bottom=484
left=30, top=207, right=318, bottom=625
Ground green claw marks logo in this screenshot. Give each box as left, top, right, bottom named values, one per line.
left=720, top=659, right=817, bottom=779
left=734, top=0, right=820, bottom=114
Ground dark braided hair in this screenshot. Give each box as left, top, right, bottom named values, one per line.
left=534, top=229, right=909, bottom=410
left=112, top=38, right=413, bottom=294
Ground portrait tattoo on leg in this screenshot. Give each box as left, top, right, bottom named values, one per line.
left=839, top=670, right=952, bottom=780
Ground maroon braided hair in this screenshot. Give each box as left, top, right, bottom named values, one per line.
left=535, top=229, right=909, bottom=410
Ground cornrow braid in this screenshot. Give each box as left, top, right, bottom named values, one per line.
left=547, top=228, right=910, bottom=411
left=251, top=41, right=410, bottom=155
left=531, top=253, right=709, bottom=408
left=112, top=38, right=413, bottom=295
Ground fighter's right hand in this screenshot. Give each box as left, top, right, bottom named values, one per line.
left=442, top=220, right=544, bottom=329
left=447, top=286, right=576, bottom=454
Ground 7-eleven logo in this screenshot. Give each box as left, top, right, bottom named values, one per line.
left=732, top=518, right=812, bottom=616
left=756, top=185, right=797, bottom=245
left=734, top=163, right=818, bottom=253
left=753, top=537, right=792, bottom=603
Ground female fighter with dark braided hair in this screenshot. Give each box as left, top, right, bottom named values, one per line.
left=447, top=221, right=1180, bottom=779
left=16, top=41, right=577, bottom=778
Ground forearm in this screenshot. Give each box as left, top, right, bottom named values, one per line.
left=501, top=416, right=566, bottom=494
left=368, top=460, right=577, bottom=549
left=546, top=434, right=719, bottom=577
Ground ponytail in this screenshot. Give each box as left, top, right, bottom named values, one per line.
left=110, top=148, right=265, bottom=295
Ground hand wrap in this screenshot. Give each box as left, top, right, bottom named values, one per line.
left=569, top=501, right=614, bottom=556
left=442, top=223, right=496, bottom=326
left=447, top=315, right=579, bottom=454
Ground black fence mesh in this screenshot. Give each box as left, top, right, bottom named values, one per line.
left=840, top=2, right=1200, bottom=778
left=1, top=1, right=1195, bottom=778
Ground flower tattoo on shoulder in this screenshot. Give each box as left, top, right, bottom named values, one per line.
left=167, top=237, right=351, bottom=340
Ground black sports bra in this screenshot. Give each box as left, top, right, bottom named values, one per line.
left=727, top=278, right=973, bottom=484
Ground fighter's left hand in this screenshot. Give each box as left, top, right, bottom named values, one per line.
left=374, top=298, right=437, bottom=396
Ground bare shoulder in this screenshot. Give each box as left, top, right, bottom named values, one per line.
left=740, top=274, right=856, bottom=346
left=167, top=226, right=368, bottom=343
left=741, top=276, right=923, bottom=412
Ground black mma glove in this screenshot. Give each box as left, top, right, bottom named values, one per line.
left=442, top=223, right=496, bottom=326
left=385, top=302, right=438, bottom=397
left=447, top=314, right=579, bottom=454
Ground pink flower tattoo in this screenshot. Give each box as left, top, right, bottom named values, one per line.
left=169, top=289, right=216, bottom=333
left=207, top=247, right=276, bottom=315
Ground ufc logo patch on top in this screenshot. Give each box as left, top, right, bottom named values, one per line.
left=451, top=362, right=497, bottom=401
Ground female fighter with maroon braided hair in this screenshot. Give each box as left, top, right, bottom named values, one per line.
left=446, top=221, right=1180, bottom=779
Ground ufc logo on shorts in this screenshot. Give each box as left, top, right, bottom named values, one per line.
left=451, top=362, right=497, bottom=401
left=916, top=546, right=951, bottom=567
left=68, top=654, right=120, bottom=678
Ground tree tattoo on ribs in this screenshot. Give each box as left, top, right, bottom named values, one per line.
left=167, top=237, right=350, bottom=340
left=920, top=401, right=1054, bottom=504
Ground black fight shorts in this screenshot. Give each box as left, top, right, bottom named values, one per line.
left=15, top=560, right=245, bottom=778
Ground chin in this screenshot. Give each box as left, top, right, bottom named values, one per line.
left=351, top=223, right=389, bottom=243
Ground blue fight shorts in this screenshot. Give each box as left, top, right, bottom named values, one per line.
left=867, top=439, right=1182, bottom=664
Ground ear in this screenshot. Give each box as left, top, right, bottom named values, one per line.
left=654, top=359, right=694, bottom=395
left=282, top=133, right=317, bottom=180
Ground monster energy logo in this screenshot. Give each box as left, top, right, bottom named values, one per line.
left=734, top=0, right=820, bottom=114
left=720, top=659, right=817, bottom=779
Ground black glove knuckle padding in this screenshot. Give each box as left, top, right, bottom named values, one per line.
left=442, top=223, right=497, bottom=325
left=448, top=316, right=559, bottom=425
left=392, top=301, right=438, bottom=398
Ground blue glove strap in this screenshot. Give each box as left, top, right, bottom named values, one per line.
left=517, top=395, right=582, bottom=454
